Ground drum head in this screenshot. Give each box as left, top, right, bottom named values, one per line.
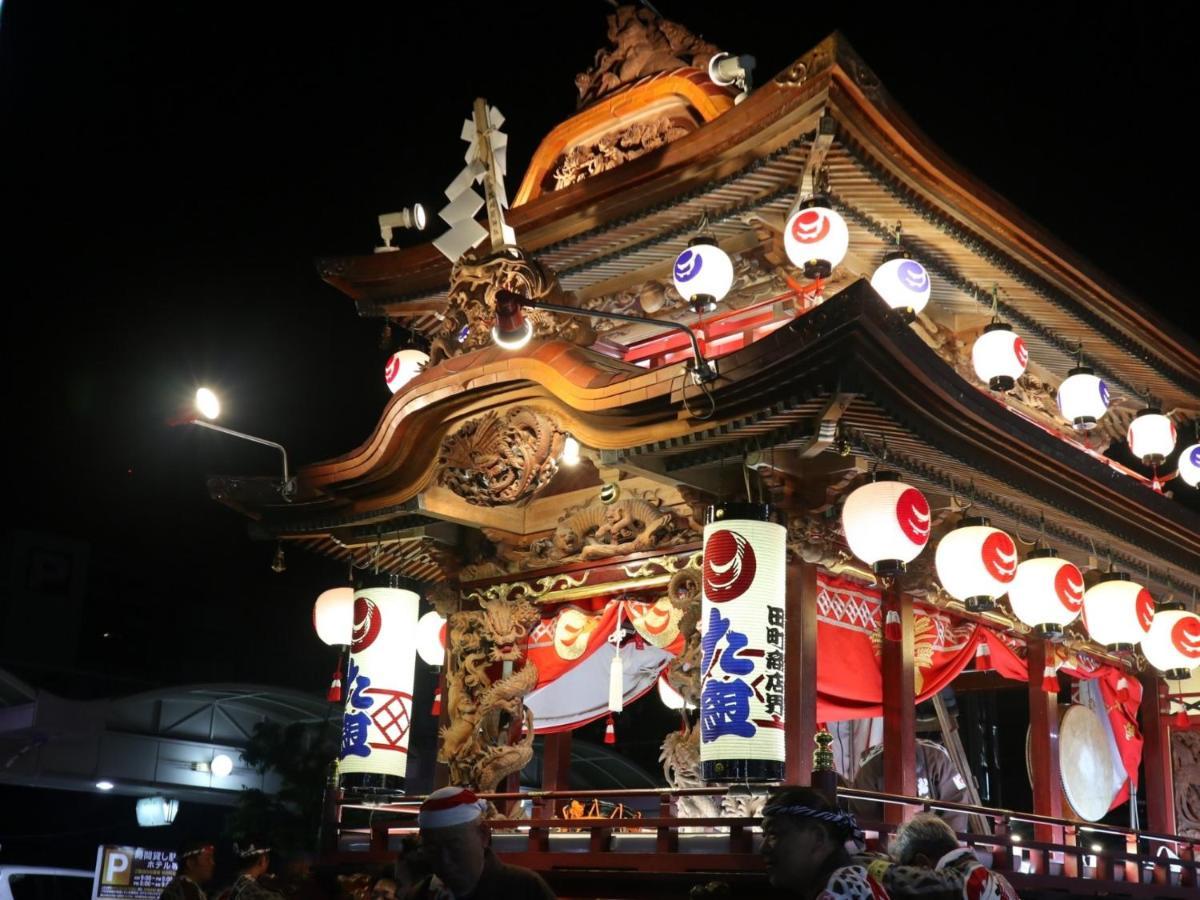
left=1057, top=704, right=1117, bottom=822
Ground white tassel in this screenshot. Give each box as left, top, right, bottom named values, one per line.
left=609, top=649, right=625, bottom=713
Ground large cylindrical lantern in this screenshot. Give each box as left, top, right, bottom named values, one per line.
left=1056, top=367, right=1109, bottom=431
left=673, top=237, right=734, bottom=313
left=1127, top=408, right=1176, bottom=466
left=700, top=504, right=786, bottom=783
left=415, top=610, right=447, bottom=667
left=384, top=349, right=430, bottom=394
left=1082, top=572, right=1154, bottom=652
left=1179, top=443, right=1200, bottom=488
left=841, top=473, right=930, bottom=577
left=783, top=199, right=849, bottom=279
left=313, top=587, right=354, bottom=646
left=1141, top=603, right=1200, bottom=680
left=1007, top=548, right=1084, bottom=638
left=869, top=251, right=931, bottom=319
left=338, top=574, right=420, bottom=792
left=971, top=322, right=1028, bottom=392
left=934, top=518, right=1017, bottom=613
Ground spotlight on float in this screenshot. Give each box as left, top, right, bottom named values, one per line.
left=195, top=387, right=220, bottom=420
left=934, top=518, right=1018, bottom=613
left=1007, top=548, right=1084, bottom=639
left=708, top=52, right=756, bottom=103
left=1082, top=570, right=1154, bottom=652
left=376, top=204, right=427, bottom=252
left=784, top=197, right=849, bottom=280
left=1141, top=602, right=1200, bottom=680
left=1127, top=406, right=1176, bottom=467
left=492, top=293, right=534, bottom=350
left=210, top=754, right=234, bottom=778
left=561, top=436, right=581, bottom=466
left=673, top=235, right=734, bottom=314
left=840, top=473, right=931, bottom=577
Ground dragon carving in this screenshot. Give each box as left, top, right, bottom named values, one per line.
left=429, top=248, right=594, bottom=365
left=664, top=568, right=702, bottom=705
left=1173, top=730, right=1200, bottom=837
left=440, top=594, right=541, bottom=797
left=660, top=722, right=720, bottom=818
left=438, top=408, right=566, bottom=507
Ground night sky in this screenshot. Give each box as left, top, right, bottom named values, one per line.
left=1, top=0, right=1197, bottom=759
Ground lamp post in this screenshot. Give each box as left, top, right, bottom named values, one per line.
left=169, top=388, right=297, bottom=501
left=491, top=290, right=719, bottom=384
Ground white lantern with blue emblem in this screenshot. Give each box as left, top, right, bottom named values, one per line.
left=1057, top=367, right=1110, bottom=431
left=841, top=473, right=931, bottom=577
left=1179, top=443, right=1200, bottom=487
left=700, top=503, right=786, bottom=783
left=971, top=322, right=1028, bottom=392
left=870, top=252, right=932, bottom=319
left=1141, top=603, right=1200, bottom=680
left=783, top=199, right=849, bottom=279
left=1127, top=408, right=1176, bottom=466
left=934, top=518, right=1018, bottom=613
left=673, top=238, right=734, bottom=313
left=339, top=574, right=420, bottom=792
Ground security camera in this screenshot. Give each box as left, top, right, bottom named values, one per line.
left=375, top=204, right=427, bottom=252
left=709, top=52, right=756, bottom=104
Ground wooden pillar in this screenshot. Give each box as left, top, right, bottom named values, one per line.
left=541, top=729, right=572, bottom=816
left=784, top=560, right=818, bottom=785
left=1140, top=673, right=1176, bottom=835
left=881, top=581, right=915, bottom=822
left=1027, top=639, right=1063, bottom=865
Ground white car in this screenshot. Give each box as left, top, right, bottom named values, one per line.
left=0, top=867, right=93, bottom=900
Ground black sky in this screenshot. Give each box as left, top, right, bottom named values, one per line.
left=1, top=2, right=1198, bottom=697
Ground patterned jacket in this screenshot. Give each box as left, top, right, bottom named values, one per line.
left=224, top=875, right=283, bottom=900
left=817, top=864, right=890, bottom=899
left=862, top=848, right=1019, bottom=900
left=160, top=876, right=206, bottom=900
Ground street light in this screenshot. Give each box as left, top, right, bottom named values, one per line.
left=491, top=290, right=718, bottom=384
left=169, top=387, right=296, bottom=502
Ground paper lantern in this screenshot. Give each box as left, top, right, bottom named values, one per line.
left=971, top=323, right=1028, bottom=392
left=700, top=504, right=786, bottom=783
left=672, top=238, right=734, bottom=312
left=1141, top=603, right=1200, bottom=680
left=869, top=252, right=931, bottom=318
left=313, top=587, right=354, bottom=646
left=783, top=200, right=849, bottom=279
left=841, top=474, right=931, bottom=576
left=384, top=349, right=429, bottom=394
left=1007, top=549, right=1084, bottom=638
left=1127, top=408, right=1176, bottom=466
left=135, top=796, right=180, bottom=827
left=1057, top=367, right=1109, bottom=431
left=338, top=576, right=420, bottom=791
left=934, top=518, right=1017, bottom=612
left=416, top=610, right=447, bottom=667
left=1179, top=443, right=1200, bottom=487
left=1082, top=572, right=1154, bottom=651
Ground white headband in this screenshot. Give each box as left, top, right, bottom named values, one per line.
left=418, top=787, right=487, bottom=829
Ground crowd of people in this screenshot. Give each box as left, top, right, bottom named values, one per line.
left=161, top=785, right=1018, bottom=900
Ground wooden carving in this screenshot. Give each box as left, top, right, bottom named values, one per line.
left=659, top=721, right=720, bottom=818
left=429, top=248, right=594, bottom=364
left=574, top=5, right=721, bottom=108
left=437, top=408, right=566, bottom=508
left=664, top=568, right=701, bottom=705
left=1173, top=730, right=1200, bottom=837
left=440, top=594, right=540, bottom=795
left=552, top=117, right=690, bottom=190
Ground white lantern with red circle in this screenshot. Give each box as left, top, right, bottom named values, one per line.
left=672, top=238, right=734, bottom=313
left=1057, top=367, right=1110, bottom=431
left=416, top=610, right=447, bottom=668
left=1127, top=408, right=1176, bottom=466
left=700, top=503, right=787, bottom=783
left=1082, top=572, right=1154, bottom=651
left=783, top=200, right=849, bottom=279
left=1179, top=443, right=1200, bottom=488
left=1141, top=603, right=1200, bottom=680
left=934, top=518, right=1018, bottom=613
left=841, top=473, right=931, bottom=577
left=870, top=252, right=931, bottom=319
left=1007, top=548, right=1084, bottom=638
left=338, top=575, right=421, bottom=789
left=313, top=587, right=355, bottom=646
left=384, top=349, right=430, bottom=394
left=972, top=323, right=1028, bottom=392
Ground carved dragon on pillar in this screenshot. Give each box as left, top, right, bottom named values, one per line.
left=440, top=591, right=541, bottom=798
left=1173, top=730, right=1200, bottom=837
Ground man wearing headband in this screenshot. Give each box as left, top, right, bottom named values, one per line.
left=408, top=786, right=555, bottom=899
left=226, top=840, right=282, bottom=900
left=760, top=786, right=890, bottom=899
left=160, top=841, right=215, bottom=900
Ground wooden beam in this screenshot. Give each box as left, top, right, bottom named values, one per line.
left=1139, top=674, right=1176, bottom=835
left=542, top=730, right=572, bottom=816
left=881, top=581, right=915, bottom=822
left=1026, top=639, right=1064, bottom=869
left=784, top=560, right=818, bottom=784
